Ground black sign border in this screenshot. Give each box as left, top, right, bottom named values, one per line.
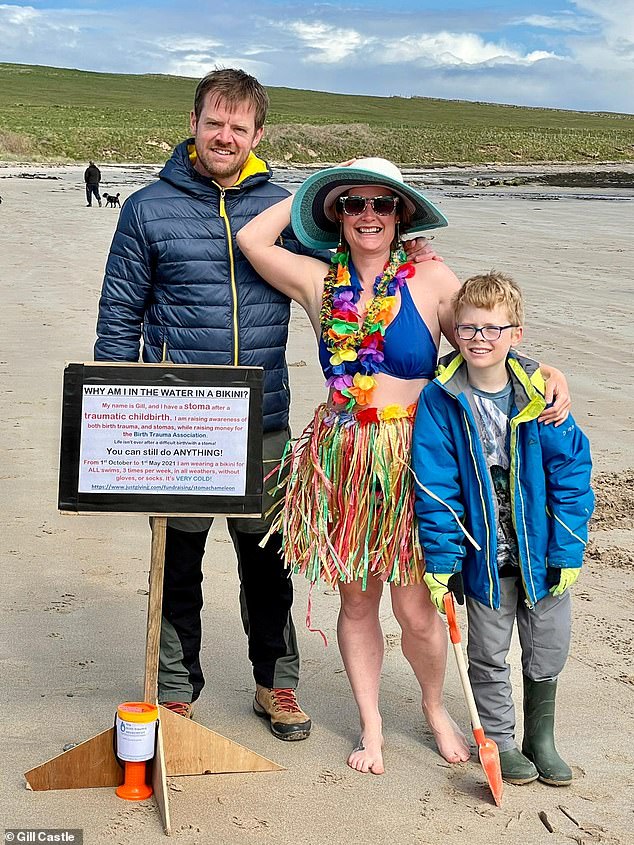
left=59, top=363, right=263, bottom=515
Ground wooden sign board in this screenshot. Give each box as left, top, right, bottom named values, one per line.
left=59, top=363, right=264, bottom=516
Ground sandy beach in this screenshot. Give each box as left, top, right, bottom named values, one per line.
left=1, top=164, right=632, bottom=844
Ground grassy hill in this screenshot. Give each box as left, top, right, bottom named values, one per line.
left=1, top=62, right=633, bottom=165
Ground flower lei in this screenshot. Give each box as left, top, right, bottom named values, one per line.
left=320, top=247, right=415, bottom=413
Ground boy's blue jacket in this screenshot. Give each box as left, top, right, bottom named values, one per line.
left=412, top=351, right=594, bottom=609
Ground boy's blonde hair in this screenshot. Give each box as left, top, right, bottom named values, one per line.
left=453, top=271, right=524, bottom=325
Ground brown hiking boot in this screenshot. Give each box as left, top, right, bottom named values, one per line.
left=161, top=701, right=194, bottom=719
left=253, top=685, right=311, bottom=741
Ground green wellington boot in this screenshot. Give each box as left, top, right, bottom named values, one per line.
left=521, top=677, right=573, bottom=786
left=499, top=747, right=539, bottom=784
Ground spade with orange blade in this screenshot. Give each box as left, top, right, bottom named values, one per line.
left=443, top=591, right=503, bottom=807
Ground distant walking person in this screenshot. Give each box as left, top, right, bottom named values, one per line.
left=84, top=161, right=102, bottom=207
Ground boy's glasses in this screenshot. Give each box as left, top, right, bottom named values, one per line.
left=337, top=195, right=399, bottom=216
left=456, top=324, right=518, bottom=341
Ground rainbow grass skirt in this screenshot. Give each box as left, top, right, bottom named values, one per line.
left=267, top=403, right=424, bottom=590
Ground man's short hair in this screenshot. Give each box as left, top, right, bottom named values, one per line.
left=453, top=271, right=525, bottom=325
left=193, top=68, right=269, bottom=129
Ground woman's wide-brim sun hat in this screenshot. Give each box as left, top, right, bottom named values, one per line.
left=290, top=157, right=448, bottom=250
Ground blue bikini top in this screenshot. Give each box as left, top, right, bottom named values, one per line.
left=318, top=278, right=438, bottom=381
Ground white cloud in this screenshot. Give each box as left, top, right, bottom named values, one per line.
left=0, top=3, right=55, bottom=42
left=384, top=31, right=560, bottom=67
left=156, top=37, right=223, bottom=54
left=285, top=24, right=561, bottom=68
left=0, top=3, right=112, bottom=61
left=164, top=56, right=268, bottom=79
left=573, top=1, right=634, bottom=39
left=514, top=13, right=592, bottom=32
left=285, top=21, right=370, bottom=63
left=558, top=0, right=634, bottom=93
left=277, top=21, right=557, bottom=67
left=0, top=3, right=36, bottom=23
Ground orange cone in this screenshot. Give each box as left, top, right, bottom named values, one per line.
left=116, top=760, right=153, bottom=801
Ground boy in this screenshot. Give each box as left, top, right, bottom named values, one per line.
left=412, top=271, right=593, bottom=786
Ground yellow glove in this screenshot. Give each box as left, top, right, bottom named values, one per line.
left=424, top=572, right=464, bottom=614
left=549, top=567, right=580, bottom=596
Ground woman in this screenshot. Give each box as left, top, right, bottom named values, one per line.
left=237, top=158, right=569, bottom=775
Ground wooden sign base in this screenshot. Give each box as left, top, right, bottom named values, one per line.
left=24, top=518, right=283, bottom=834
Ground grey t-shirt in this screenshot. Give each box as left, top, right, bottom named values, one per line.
left=472, top=382, right=519, bottom=569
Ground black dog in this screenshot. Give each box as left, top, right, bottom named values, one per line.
left=103, top=192, right=121, bottom=208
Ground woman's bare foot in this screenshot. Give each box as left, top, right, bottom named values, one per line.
left=347, top=727, right=385, bottom=774
left=422, top=702, right=471, bottom=763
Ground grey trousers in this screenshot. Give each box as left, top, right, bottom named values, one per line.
left=466, top=574, right=571, bottom=751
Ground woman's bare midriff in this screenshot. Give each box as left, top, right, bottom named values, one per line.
left=326, top=372, right=431, bottom=411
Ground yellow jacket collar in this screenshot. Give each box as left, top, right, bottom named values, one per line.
left=435, top=350, right=546, bottom=418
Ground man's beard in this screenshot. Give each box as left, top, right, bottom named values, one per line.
left=195, top=143, right=246, bottom=182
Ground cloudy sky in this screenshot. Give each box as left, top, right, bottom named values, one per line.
left=1, top=0, right=633, bottom=113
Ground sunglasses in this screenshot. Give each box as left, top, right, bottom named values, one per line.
left=337, top=195, right=400, bottom=216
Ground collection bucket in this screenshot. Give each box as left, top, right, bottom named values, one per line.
left=114, top=702, right=158, bottom=801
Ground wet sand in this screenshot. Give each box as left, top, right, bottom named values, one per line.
left=1, top=165, right=632, bottom=844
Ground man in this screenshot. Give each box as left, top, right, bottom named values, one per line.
left=94, top=69, right=315, bottom=740
left=84, top=161, right=102, bottom=207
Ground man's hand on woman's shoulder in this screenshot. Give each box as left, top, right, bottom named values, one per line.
left=403, top=236, right=443, bottom=263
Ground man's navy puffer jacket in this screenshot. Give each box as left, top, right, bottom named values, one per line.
left=95, top=141, right=322, bottom=432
